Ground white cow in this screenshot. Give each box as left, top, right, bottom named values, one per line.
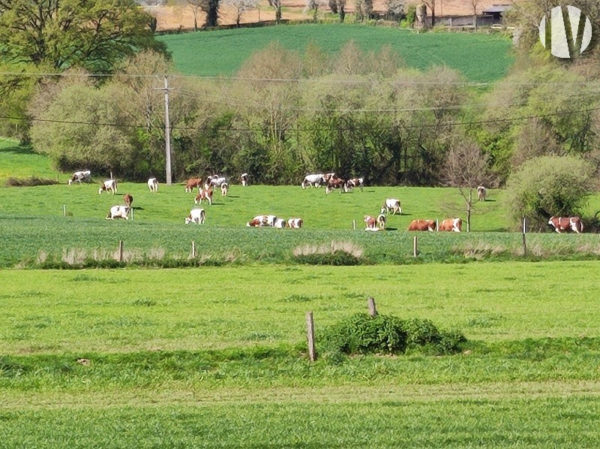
left=106, top=205, right=130, bottom=220
left=99, top=179, right=118, bottom=195
left=220, top=182, right=229, bottom=196
left=207, top=175, right=227, bottom=187
left=185, top=208, right=206, bottom=224
left=147, top=177, right=159, bottom=192
left=240, top=173, right=249, bottom=187
left=68, top=170, right=91, bottom=185
left=301, top=174, right=325, bottom=189
left=287, top=218, right=303, bottom=229
left=381, top=198, right=402, bottom=215
left=273, top=218, right=287, bottom=228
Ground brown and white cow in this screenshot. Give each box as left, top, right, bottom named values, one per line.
left=325, top=176, right=347, bottom=194
left=106, top=205, right=130, bottom=220
left=195, top=187, right=213, bottom=205
left=477, top=185, right=487, bottom=202
left=240, top=173, right=249, bottom=186
left=185, top=208, right=206, bottom=224
left=68, top=170, right=91, bottom=185
left=408, top=219, right=436, bottom=232
left=185, top=177, right=203, bottom=193
left=439, top=218, right=462, bottom=232
left=246, top=215, right=277, bottom=227
left=99, top=179, right=117, bottom=195
left=381, top=199, right=402, bottom=215
left=287, top=218, right=303, bottom=229
left=377, top=214, right=386, bottom=230
left=346, top=177, right=364, bottom=191
left=548, top=216, right=583, bottom=234
left=123, top=193, right=133, bottom=208
left=364, top=215, right=377, bottom=231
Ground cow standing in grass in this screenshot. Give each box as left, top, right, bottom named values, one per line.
left=68, top=170, right=91, bottom=185
left=185, top=208, right=206, bottom=224
left=123, top=194, right=133, bottom=208
left=548, top=216, right=583, bottom=233
left=99, top=179, right=117, bottom=194
left=148, top=177, right=159, bottom=192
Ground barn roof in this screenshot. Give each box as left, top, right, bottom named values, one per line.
left=482, top=4, right=512, bottom=14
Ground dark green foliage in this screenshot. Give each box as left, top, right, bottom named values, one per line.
left=321, top=313, right=466, bottom=356
left=293, top=250, right=364, bottom=265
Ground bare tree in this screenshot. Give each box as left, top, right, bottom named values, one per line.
left=444, top=140, right=495, bottom=232
left=422, top=0, right=435, bottom=26
left=471, top=0, right=480, bottom=30
left=305, top=0, right=325, bottom=21
left=225, top=0, right=258, bottom=26
left=187, top=0, right=203, bottom=30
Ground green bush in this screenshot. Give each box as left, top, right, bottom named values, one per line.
left=321, top=313, right=466, bottom=356
left=504, top=156, right=594, bottom=231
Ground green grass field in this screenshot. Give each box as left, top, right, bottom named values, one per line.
left=1, top=263, right=600, bottom=447
left=158, top=23, right=514, bottom=82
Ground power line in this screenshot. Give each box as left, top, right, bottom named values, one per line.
left=2, top=106, right=599, bottom=132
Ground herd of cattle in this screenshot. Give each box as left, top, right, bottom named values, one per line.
left=67, top=170, right=586, bottom=233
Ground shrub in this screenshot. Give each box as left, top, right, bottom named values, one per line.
left=504, top=156, right=594, bottom=231
left=321, top=313, right=466, bottom=356
left=5, top=177, right=59, bottom=187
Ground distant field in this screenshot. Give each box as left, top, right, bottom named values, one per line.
left=158, top=24, right=514, bottom=82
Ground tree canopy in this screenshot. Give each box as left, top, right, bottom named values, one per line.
left=0, top=0, right=166, bottom=72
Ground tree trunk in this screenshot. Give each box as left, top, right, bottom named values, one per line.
left=340, top=5, right=345, bottom=21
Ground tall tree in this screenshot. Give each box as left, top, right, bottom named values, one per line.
left=0, top=0, right=166, bottom=73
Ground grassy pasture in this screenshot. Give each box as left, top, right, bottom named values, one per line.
left=2, top=263, right=600, bottom=447
left=0, top=138, right=58, bottom=182
left=157, top=23, right=514, bottom=82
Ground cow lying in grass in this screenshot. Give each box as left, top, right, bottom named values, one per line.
left=106, top=205, right=130, bottom=220
left=185, top=208, right=206, bottom=224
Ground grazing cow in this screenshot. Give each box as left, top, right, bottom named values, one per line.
left=346, top=177, right=364, bottom=191
left=123, top=193, right=133, bottom=208
left=381, top=199, right=402, bottom=215
left=324, top=172, right=336, bottom=183
left=477, top=185, right=487, bottom=202
left=220, top=182, right=229, bottom=197
left=364, top=215, right=378, bottom=231
left=185, top=178, right=203, bottom=193
left=274, top=218, right=287, bottom=228
left=439, top=218, right=462, bottom=232
left=207, top=175, right=227, bottom=187
left=246, top=215, right=277, bottom=227
left=106, top=205, right=130, bottom=220
left=377, top=214, right=386, bottom=230
left=185, top=208, right=206, bottom=224
left=408, top=219, right=436, bottom=232
left=240, top=173, right=249, bottom=187
left=195, top=187, right=213, bottom=205
left=325, top=176, right=347, bottom=194
left=147, top=177, right=159, bottom=192
left=287, top=218, right=303, bottom=229
left=68, top=170, right=91, bottom=185
left=99, top=179, right=117, bottom=195
left=548, top=216, right=583, bottom=234
left=302, top=174, right=325, bottom=189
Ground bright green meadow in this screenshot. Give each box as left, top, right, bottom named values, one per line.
left=157, top=23, right=514, bottom=82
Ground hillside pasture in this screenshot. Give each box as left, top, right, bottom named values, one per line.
left=157, top=24, right=514, bottom=82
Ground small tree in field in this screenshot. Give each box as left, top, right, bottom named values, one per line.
left=505, top=156, right=594, bottom=231
left=444, top=140, right=495, bottom=232
left=225, top=0, right=258, bottom=26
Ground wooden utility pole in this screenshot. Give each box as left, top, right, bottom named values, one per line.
left=306, top=311, right=316, bottom=362
left=163, top=76, right=172, bottom=185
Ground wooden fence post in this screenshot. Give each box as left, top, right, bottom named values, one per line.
left=63, top=205, right=66, bottom=217
left=367, top=297, right=378, bottom=317
left=191, top=240, right=196, bottom=258
left=352, top=219, right=356, bottom=231
left=306, top=311, right=316, bottom=362
left=413, top=236, right=418, bottom=257
left=522, top=217, right=527, bottom=256
left=118, top=240, right=124, bottom=262
left=131, top=208, right=134, bottom=221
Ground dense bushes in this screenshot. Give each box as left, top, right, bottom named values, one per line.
left=321, top=313, right=466, bottom=356
left=504, top=156, right=594, bottom=231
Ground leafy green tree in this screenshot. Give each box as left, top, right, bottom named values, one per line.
left=504, top=156, right=594, bottom=230
left=0, top=0, right=166, bottom=72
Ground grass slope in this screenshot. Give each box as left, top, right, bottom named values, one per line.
left=158, top=24, right=514, bottom=82
left=0, top=138, right=58, bottom=183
